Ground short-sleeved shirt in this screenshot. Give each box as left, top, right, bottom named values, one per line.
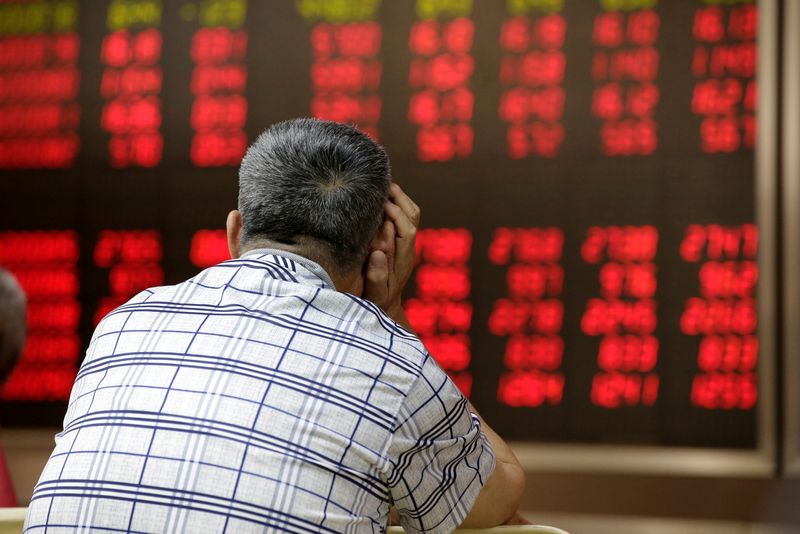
left=25, top=249, right=494, bottom=533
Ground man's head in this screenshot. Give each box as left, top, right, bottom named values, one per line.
left=0, top=268, right=26, bottom=386
left=232, top=118, right=391, bottom=275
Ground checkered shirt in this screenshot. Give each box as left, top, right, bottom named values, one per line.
left=25, top=249, right=495, bottom=534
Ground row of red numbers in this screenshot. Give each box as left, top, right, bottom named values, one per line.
left=100, top=0, right=163, bottom=168
left=301, top=0, right=383, bottom=140
left=409, top=0, right=475, bottom=161
left=0, top=223, right=759, bottom=413
left=405, top=228, right=473, bottom=396
left=0, top=231, right=80, bottom=401
left=189, top=0, right=249, bottom=167
left=92, top=230, right=163, bottom=325
left=0, top=0, right=80, bottom=169
left=591, top=4, right=660, bottom=156
left=582, top=225, right=660, bottom=408
left=491, top=227, right=566, bottom=407
left=692, top=3, right=756, bottom=153
left=499, top=1, right=566, bottom=159
left=682, top=223, right=758, bottom=410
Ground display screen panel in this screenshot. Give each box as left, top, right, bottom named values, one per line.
left=0, top=0, right=760, bottom=450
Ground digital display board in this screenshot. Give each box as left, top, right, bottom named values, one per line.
left=0, top=0, right=762, bottom=453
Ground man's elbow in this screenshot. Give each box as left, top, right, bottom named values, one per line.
left=460, top=460, right=527, bottom=528
left=498, top=460, right=526, bottom=521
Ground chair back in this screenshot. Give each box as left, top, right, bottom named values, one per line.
left=0, top=508, right=569, bottom=534
left=0, top=507, right=26, bottom=534
left=388, top=526, right=569, bottom=533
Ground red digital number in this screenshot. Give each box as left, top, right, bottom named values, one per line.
left=409, top=18, right=474, bottom=56
left=680, top=297, right=757, bottom=336
left=415, top=264, right=470, bottom=300
left=416, top=228, right=472, bottom=263
left=416, top=123, right=473, bottom=162
left=498, top=371, right=564, bottom=407
left=698, top=334, right=758, bottom=373
left=581, top=226, right=658, bottom=264
left=0, top=367, right=77, bottom=402
left=693, top=6, right=725, bottom=42
left=93, top=230, right=164, bottom=324
left=191, top=131, right=247, bottom=167
left=506, top=263, right=563, bottom=299
left=581, top=298, right=656, bottom=336
left=191, top=28, right=247, bottom=64
left=108, top=132, right=162, bottom=167
left=191, top=95, right=247, bottom=130
left=504, top=335, right=563, bottom=371
left=0, top=231, right=81, bottom=402
left=598, top=262, right=656, bottom=299
left=728, top=4, right=757, bottom=41
left=422, top=334, right=470, bottom=371
left=406, top=299, right=472, bottom=335
left=101, top=29, right=161, bottom=67
left=691, top=372, right=756, bottom=409
left=489, top=299, right=563, bottom=336
left=593, top=12, right=624, bottom=47
left=591, top=372, right=659, bottom=408
left=680, top=224, right=758, bottom=262
left=489, top=227, right=563, bottom=265
left=598, top=335, right=658, bottom=373
left=627, top=10, right=659, bottom=46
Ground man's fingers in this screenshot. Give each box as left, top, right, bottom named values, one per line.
left=388, top=183, right=421, bottom=226
left=384, top=202, right=416, bottom=241
left=384, top=201, right=416, bottom=288
left=380, top=220, right=397, bottom=277
left=363, top=250, right=389, bottom=305
left=371, top=220, right=394, bottom=255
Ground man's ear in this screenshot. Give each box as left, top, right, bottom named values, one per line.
left=226, top=210, right=243, bottom=259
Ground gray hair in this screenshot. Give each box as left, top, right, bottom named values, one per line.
left=238, top=118, right=391, bottom=271
left=0, top=268, right=26, bottom=385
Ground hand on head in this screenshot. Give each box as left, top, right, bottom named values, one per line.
left=363, top=183, right=420, bottom=325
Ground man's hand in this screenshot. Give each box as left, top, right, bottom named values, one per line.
left=363, top=183, right=420, bottom=326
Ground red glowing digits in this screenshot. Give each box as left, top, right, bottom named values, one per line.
left=0, top=231, right=80, bottom=401
left=581, top=226, right=660, bottom=408
left=405, top=229, right=473, bottom=396
left=409, top=9, right=475, bottom=161
left=591, top=5, right=660, bottom=157
left=490, top=227, right=565, bottom=408
left=499, top=3, right=567, bottom=159
left=0, top=7, right=81, bottom=169
left=692, top=4, right=756, bottom=153
left=681, top=224, right=758, bottom=410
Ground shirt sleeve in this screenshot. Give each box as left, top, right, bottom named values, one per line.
left=386, top=353, right=496, bottom=534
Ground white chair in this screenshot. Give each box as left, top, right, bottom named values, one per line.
left=388, top=527, right=569, bottom=533
left=0, top=508, right=25, bottom=534
left=0, top=507, right=568, bottom=534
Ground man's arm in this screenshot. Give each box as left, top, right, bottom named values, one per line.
left=364, top=183, right=527, bottom=528
left=458, top=404, right=526, bottom=527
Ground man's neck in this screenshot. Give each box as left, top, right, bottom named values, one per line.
left=240, top=239, right=362, bottom=295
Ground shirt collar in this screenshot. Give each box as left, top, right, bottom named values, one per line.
left=240, top=248, right=337, bottom=290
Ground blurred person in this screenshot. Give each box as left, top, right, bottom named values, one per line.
left=0, top=267, right=26, bottom=507
left=25, top=119, right=525, bottom=532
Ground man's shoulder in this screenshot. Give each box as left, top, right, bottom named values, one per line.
left=332, top=294, right=432, bottom=376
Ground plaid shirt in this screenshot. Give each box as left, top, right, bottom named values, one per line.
left=25, top=249, right=494, bottom=534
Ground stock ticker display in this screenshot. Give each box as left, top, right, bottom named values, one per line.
left=0, top=0, right=758, bottom=448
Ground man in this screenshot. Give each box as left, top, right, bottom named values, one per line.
left=0, top=267, right=26, bottom=507
left=0, top=268, right=26, bottom=391
left=25, top=119, right=525, bottom=532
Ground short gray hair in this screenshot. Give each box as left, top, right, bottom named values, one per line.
left=238, top=118, right=391, bottom=270
left=0, top=268, right=26, bottom=385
